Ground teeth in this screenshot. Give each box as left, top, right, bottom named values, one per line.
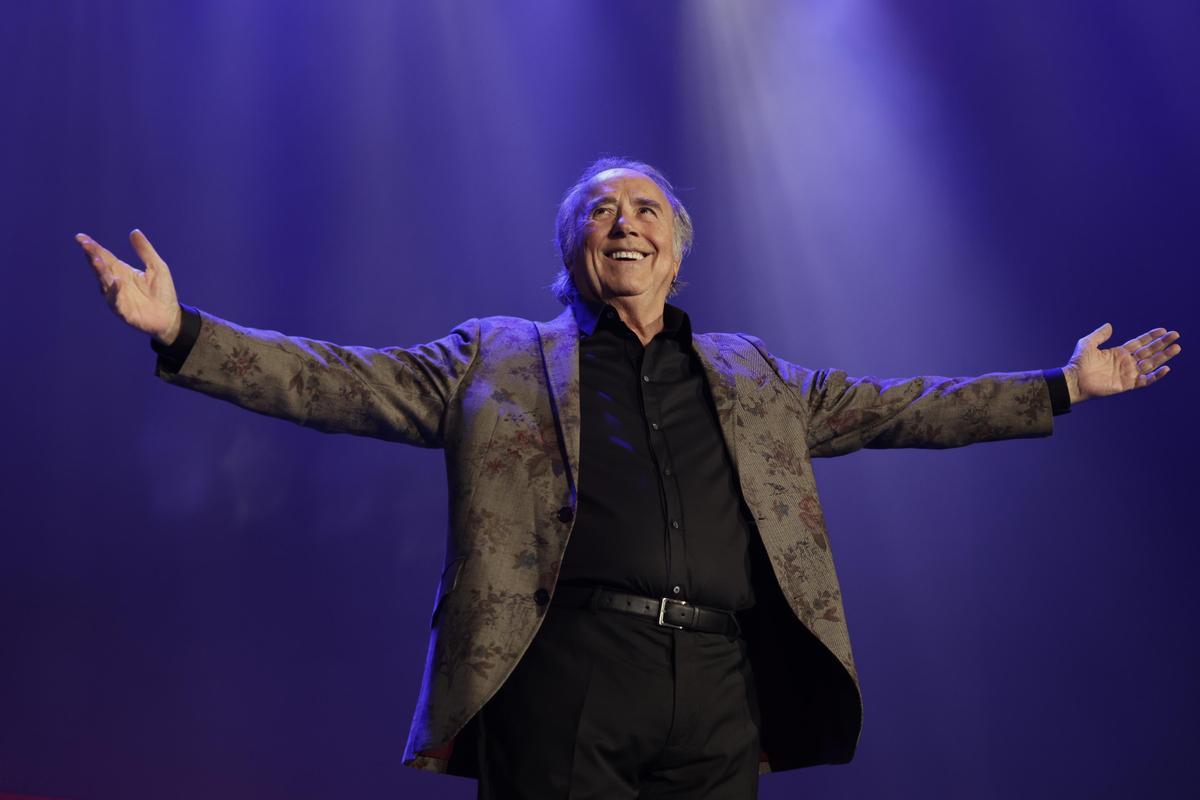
left=608, top=251, right=646, bottom=261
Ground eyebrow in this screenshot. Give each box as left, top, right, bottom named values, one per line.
left=587, top=195, right=665, bottom=211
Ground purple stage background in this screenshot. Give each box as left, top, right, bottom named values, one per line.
left=2, top=2, right=1196, bottom=798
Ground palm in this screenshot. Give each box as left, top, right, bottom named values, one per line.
left=77, top=230, right=181, bottom=341
left=1068, top=323, right=1180, bottom=401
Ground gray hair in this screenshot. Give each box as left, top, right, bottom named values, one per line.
left=550, top=157, right=694, bottom=305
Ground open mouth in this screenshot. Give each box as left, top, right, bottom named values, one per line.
left=604, top=249, right=651, bottom=261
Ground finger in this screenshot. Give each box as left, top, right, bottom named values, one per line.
left=82, top=236, right=122, bottom=274
left=1136, top=364, right=1170, bottom=389
left=76, top=232, right=102, bottom=265
left=1083, top=322, right=1113, bottom=348
left=84, top=234, right=118, bottom=264
left=1133, top=330, right=1180, bottom=359
left=77, top=234, right=117, bottom=287
left=1137, top=343, right=1182, bottom=373
left=1121, top=327, right=1168, bottom=354
left=77, top=240, right=106, bottom=286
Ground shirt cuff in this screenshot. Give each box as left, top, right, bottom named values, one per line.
left=1042, top=368, right=1071, bottom=416
left=150, top=304, right=201, bottom=374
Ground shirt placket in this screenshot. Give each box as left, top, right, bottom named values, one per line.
left=639, top=338, right=688, bottom=601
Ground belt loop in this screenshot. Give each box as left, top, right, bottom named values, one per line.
left=586, top=586, right=601, bottom=614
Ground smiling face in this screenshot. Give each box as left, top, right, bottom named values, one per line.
left=568, top=168, right=680, bottom=310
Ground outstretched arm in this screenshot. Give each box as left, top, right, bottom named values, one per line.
left=1063, top=323, right=1181, bottom=404
left=75, top=230, right=480, bottom=446
left=745, top=320, right=1181, bottom=459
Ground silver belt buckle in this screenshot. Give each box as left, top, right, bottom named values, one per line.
left=658, top=597, right=688, bottom=629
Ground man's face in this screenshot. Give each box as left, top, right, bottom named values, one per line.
left=570, top=168, right=679, bottom=308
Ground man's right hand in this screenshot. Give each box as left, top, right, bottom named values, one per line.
left=77, top=229, right=182, bottom=345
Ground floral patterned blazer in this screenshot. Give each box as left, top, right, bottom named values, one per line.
left=158, top=303, right=1055, bottom=776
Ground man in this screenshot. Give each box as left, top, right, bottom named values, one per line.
left=78, top=157, right=1180, bottom=799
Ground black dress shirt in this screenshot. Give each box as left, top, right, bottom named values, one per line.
left=154, top=303, right=1071, bottom=614
left=554, top=301, right=759, bottom=611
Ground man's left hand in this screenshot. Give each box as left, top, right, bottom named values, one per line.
left=1063, top=323, right=1181, bottom=404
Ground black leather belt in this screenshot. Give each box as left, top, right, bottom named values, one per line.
left=552, top=585, right=741, bottom=636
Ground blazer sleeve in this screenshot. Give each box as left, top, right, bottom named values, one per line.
left=740, top=335, right=1055, bottom=458
left=155, top=309, right=481, bottom=448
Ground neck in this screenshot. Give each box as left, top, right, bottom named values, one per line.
left=606, top=296, right=666, bottom=346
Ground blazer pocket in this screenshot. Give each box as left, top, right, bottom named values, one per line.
left=430, top=555, right=467, bottom=629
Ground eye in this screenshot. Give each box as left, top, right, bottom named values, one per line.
left=638, top=206, right=658, bottom=217
left=590, top=206, right=613, bottom=219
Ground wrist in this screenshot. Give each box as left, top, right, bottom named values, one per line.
left=155, top=305, right=183, bottom=346
left=1063, top=364, right=1084, bottom=404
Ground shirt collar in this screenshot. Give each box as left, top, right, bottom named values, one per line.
left=570, top=297, right=692, bottom=342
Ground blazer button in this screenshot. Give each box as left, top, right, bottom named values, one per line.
left=534, top=588, right=551, bottom=606
left=556, top=506, right=574, bottom=523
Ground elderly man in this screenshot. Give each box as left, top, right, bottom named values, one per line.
left=78, top=157, right=1180, bottom=799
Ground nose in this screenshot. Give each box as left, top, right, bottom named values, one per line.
left=609, top=208, right=638, bottom=237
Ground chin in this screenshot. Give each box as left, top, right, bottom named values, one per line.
left=599, top=275, right=654, bottom=294
left=601, top=285, right=652, bottom=299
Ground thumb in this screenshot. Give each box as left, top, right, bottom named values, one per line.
left=129, top=228, right=167, bottom=275
left=1083, top=322, right=1112, bottom=348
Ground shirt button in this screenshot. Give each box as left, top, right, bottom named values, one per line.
left=663, top=466, right=672, bottom=476
left=556, top=506, right=574, bottom=523
left=642, top=375, right=651, bottom=382
left=671, top=520, right=680, bottom=529
left=605, top=308, right=615, bottom=319
left=534, top=588, right=551, bottom=606
left=650, top=422, right=660, bottom=430
left=672, top=585, right=682, bottom=595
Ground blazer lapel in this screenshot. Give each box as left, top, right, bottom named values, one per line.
left=535, top=308, right=582, bottom=501
left=533, top=317, right=750, bottom=500
left=692, top=334, right=741, bottom=466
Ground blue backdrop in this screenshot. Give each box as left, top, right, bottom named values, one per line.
left=2, top=1, right=1196, bottom=798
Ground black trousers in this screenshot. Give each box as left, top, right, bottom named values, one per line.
left=474, top=599, right=762, bottom=799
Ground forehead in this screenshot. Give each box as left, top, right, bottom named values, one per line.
left=584, top=168, right=670, bottom=206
